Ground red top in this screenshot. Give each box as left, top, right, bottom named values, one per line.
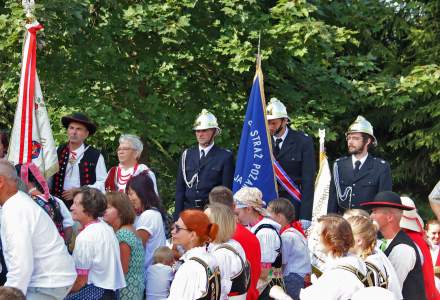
left=404, top=229, right=440, bottom=300
left=233, top=222, right=261, bottom=300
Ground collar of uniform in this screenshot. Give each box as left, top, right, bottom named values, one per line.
left=199, top=143, right=214, bottom=157
left=273, top=126, right=289, bottom=143
left=351, top=153, right=368, bottom=169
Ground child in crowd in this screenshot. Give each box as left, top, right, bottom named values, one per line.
left=268, top=198, right=311, bottom=300
left=146, top=246, right=175, bottom=300
left=426, top=220, right=440, bottom=265
left=426, top=219, right=440, bottom=291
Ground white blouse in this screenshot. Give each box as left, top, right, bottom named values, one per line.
left=300, top=254, right=366, bottom=300
left=168, top=246, right=219, bottom=300
left=431, top=244, right=440, bottom=266
left=281, top=227, right=311, bottom=277
left=366, top=251, right=403, bottom=299
left=209, top=239, right=247, bottom=300
left=73, top=220, right=126, bottom=290
left=135, top=209, right=166, bottom=277
left=250, top=217, right=281, bottom=263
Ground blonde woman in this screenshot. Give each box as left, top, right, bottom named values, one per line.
left=346, top=215, right=402, bottom=299
left=205, top=204, right=249, bottom=300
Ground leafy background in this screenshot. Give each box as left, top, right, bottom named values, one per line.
left=1, top=0, right=439, bottom=219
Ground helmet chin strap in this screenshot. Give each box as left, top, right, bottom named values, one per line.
left=274, top=123, right=285, bottom=136
left=201, top=129, right=217, bottom=147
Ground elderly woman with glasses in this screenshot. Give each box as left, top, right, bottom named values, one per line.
left=105, top=134, right=158, bottom=193
left=168, top=209, right=221, bottom=300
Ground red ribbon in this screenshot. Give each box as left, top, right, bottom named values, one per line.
left=18, top=23, right=43, bottom=164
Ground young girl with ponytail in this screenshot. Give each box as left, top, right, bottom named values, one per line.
left=346, top=215, right=402, bottom=299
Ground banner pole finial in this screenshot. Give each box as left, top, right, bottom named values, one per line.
left=256, top=31, right=261, bottom=70
left=22, top=0, right=35, bottom=22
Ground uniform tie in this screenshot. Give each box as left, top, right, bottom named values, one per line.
left=274, top=138, right=283, bottom=157
left=354, top=160, right=361, bottom=175
left=200, top=149, right=206, bottom=162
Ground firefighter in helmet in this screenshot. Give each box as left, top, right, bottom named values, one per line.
left=266, top=98, right=316, bottom=228
left=328, top=116, right=392, bottom=214
left=174, top=109, right=234, bottom=219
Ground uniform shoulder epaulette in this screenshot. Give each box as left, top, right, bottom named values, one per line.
left=335, top=156, right=349, bottom=162
left=225, top=149, right=232, bottom=153
left=372, top=157, right=387, bottom=164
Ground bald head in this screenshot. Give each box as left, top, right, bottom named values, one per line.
left=0, top=159, right=19, bottom=204
left=0, top=159, right=17, bottom=181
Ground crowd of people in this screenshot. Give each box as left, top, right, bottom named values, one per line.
left=0, top=98, right=440, bottom=300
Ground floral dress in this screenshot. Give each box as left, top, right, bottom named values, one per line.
left=116, top=228, right=145, bottom=300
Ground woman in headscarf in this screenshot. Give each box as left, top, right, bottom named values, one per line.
left=233, top=187, right=283, bottom=298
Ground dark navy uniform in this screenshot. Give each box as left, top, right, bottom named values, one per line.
left=274, top=128, right=316, bottom=221
left=175, top=145, right=234, bottom=219
left=327, top=155, right=392, bottom=214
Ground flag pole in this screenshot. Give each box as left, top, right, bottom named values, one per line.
left=256, top=31, right=261, bottom=70
left=318, top=129, right=325, bottom=168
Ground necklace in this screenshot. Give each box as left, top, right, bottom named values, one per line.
left=117, top=164, right=138, bottom=190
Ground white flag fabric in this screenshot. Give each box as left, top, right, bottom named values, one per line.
left=307, top=129, right=331, bottom=269
left=7, top=21, right=59, bottom=178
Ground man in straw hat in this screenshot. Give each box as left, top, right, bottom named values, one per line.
left=399, top=196, right=439, bottom=300
left=175, top=109, right=234, bottom=219
left=361, top=191, right=426, bottom=300
left=52, top=112, right=107, bottom=207
left=328, top=115, right=392, bottom=214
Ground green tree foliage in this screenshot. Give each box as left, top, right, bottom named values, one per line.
left=0, top=0, right=438, bottom=216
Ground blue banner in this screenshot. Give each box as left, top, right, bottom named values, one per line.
left=233, top=69, right=278, bottom=203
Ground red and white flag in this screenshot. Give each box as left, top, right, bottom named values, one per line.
left=7, top=21, right=59, bottom=178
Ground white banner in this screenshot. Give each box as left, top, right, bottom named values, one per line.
left=307, top=129, right=331, bottom=269
left=7, top=21, right=59, bottom=178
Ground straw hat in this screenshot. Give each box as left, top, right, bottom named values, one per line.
left=399, top=196, right=424, bottom=233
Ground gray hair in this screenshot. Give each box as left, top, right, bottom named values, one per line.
left=119, top=134, right=143, bottom=158
left=0, top=159, right=18, bottom=182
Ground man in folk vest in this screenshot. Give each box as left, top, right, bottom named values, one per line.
left=361, top=191, right=427, bottom=300
left=52, top=113, right=107, bottom=207
left=266, top=98, right=316, bottom=229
